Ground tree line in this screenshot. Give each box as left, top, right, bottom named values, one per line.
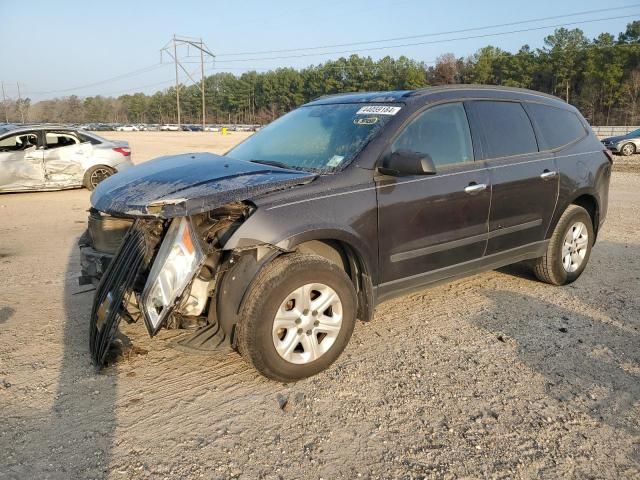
left=4, top=21, right=639, bottom=126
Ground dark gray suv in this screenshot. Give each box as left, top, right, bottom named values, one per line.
left=81, top=85, right=612, bottom=382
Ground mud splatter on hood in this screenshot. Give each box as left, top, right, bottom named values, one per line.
left=91, top=152, right=316, bottom=218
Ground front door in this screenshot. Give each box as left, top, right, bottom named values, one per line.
left=466, top=100, right=559, bottom=255
left=376, top=102, right=491, bottom=296
left=0, top=131, right=45, bottom=191
left=42, top=130, right=89, bottom=187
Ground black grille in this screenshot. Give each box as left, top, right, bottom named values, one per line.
left=89, top=224, right=147, bottom=367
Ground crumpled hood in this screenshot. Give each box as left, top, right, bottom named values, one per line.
left=91, top=152, right=316, bottom=218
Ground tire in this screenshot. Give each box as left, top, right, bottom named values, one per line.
left=83, top=165, right=115, bottom=191
left=533, top=204, right=594, bottom=285
left=620, top=143, right=636, bottom=157
left=237, top=252, right=357, bottom=382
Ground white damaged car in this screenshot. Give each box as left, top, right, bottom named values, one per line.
left=0, top=124, right=134, bottom=192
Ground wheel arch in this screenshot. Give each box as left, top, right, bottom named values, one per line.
left=549, top=190, right=600, bottom=242
left=215, top=233, right=375, bottom=347
left=293, top=238, right=375, bottom=323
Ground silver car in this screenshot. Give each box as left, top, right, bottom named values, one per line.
left=601, top=128, right=640, bottom=156
left=0, top=124, right=134, bottom=192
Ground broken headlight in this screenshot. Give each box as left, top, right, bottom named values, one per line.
left=141, top=217, right=204, bottom=335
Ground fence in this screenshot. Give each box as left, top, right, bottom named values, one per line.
left=592, top=126, right=639, bottom=138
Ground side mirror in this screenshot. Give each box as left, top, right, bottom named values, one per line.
left=378, top=150, right=437, bottom=176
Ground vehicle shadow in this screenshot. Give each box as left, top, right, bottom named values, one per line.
left=473, top=241, right=640, bottom=437
left=21, top=237, right=118, bottom=479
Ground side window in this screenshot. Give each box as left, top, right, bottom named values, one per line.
left=526, top=103, right=587, bottom=150
left=391, top=102, right=474, bottom=167
left=45, top=132, right=80, bottom=149
left=0, top=132, right=38, bottom=152
left=78, top=132, right=101, bottom=145
left=472, top=101, right=538, bottom=158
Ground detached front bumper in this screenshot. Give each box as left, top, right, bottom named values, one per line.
left=78, top=209, right=134, bottom=286
left=79, top=243, right=113, bottom=286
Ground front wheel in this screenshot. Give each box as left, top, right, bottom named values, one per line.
left=237, top=253, right=357, bottom=382
left=621, top=143, right=636, bottom=156
left=533, top=204, right=594, bottom=285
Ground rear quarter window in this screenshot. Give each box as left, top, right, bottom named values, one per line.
left=526, top=103, right=587, bottom=150
left=471, top=101, right=538, bottom=158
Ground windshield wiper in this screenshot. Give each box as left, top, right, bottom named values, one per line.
left=249, top=159, right=293, bottom=169
left=249, top=159, right=315, bottom=172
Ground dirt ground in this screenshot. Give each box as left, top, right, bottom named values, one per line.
left=100, top=131, right=254, bottom=164
left=0, top=133, right=639, bottom=479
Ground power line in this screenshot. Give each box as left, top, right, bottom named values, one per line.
left=23, top=63, right=168, bottom=95
left=212, top=13, right=640, bottom=64
left=17, top=12, right=639, bottom=100
left=215, top=4, right=640, bottom=58
left=33, top=41, right=640, bottom=100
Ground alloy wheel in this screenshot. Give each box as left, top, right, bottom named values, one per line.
left=562, top=221, right=589, bottom=273
left=272, top=283, right=343, bottom=364
left=622, top=143, right=635, bottom=156
left=90, top=168, right=112, bottom=188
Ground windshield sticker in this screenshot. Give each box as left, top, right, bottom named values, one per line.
left=356, top=105, right=401, bottom=116
left=327, top=155, right=344, bottom=167
left=353, top=116, right=379, bottom=126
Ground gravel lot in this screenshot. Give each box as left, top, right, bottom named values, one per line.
left=0, top=135, right=638, bottom=479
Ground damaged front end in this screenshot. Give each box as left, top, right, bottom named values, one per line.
left=83, top=152, right=315, bottom=367
left=89, top=202, right=255, bottom=367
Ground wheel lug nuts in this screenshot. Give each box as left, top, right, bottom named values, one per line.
left=297, top=328, right=303, bottom=334
left=306, top=330, right=312, bottom=335
left=295, top=318, right=301, bottom=324
left=314, top=320, right=319, bottom=326
left=302, top=309, right=309, bottom=315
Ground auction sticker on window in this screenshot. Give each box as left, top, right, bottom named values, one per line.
left=356, top=105, right=401, bottom=115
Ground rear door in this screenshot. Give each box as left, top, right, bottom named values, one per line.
left=466, top=100, right=558, bottom=255
left=376, top=102, right=491, bottom=290
left=42, top=130, right=90, bottom=187
left=0, top=131, right=45, bottom=191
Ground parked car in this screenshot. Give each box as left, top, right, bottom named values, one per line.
left=0, top=124, right=133, bottom=192
left=81, top=86, right=611, bottom=382
left=116, top=124, right=139, bottom=132
left=160, top=124, right=180, bottom=131
left=601, top=128, right=640, bottom=156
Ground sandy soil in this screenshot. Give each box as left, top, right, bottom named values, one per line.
left=99, top=131, right=253, bottom=164
left=0, top=134, right=639, bottom=479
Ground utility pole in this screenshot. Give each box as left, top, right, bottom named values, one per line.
left=200, top=38, right=206, bottom=129
left=1, top=82, right=8, bottom=123
left=16, top=82, right=24, bottom=123
left=161, top=35, right=214, bottom=130
left=173, top=35, right=181, bottom=128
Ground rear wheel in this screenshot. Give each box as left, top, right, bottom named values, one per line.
left=621, top=143, right=636, bottom=156
left=237, top=253, right=357, bottom=382
left=84, top=165, right=115, bottom=190
left=533, top=204, right=594, bottom=285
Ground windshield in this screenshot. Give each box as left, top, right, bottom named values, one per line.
left=624, top=128, right=640, bottom=138
left=226, top=103, right=400, bottom=172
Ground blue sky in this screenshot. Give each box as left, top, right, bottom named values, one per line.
left=0, top=0, right=637, bottom=100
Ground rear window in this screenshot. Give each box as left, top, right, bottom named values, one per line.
left=527, top=103, right=587, bottom=149
left=472, top=101, right=538, bottom=158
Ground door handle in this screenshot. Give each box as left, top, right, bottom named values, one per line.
left=540, top=170, right=558, bottom=180
left=464, top=183, right=487, bottom=195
